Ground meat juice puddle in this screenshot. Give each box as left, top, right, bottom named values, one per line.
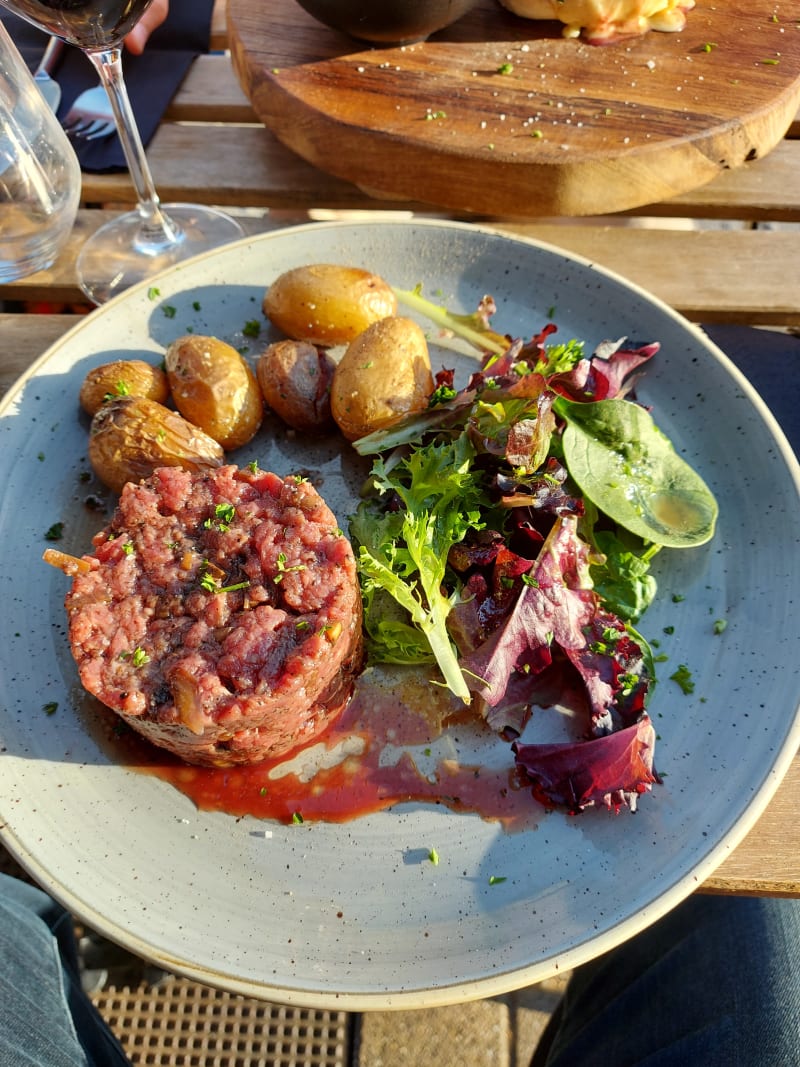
left=87, top=665, right=542, bottom=831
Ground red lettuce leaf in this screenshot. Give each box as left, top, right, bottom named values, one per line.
left=513, top=715, right=659, bottom=813
left=459, top=515, right=597, bottom=720
left=549, top=338, right=660, bottom=402
left=458, top=514, right=654, bottom=740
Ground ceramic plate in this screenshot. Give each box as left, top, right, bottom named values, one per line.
left=1, top=220, right=799, bottom=1009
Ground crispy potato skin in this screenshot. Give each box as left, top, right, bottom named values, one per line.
left=88, top=396, right=224, bottom=494
left=79, top=360, right=169, bottom=417
left=164, top=335, right=263, bottom=451
left=263, top=264, right=397, bottom=347
left=257, top=339, right=335, bottom=433
left=331, top=316, right=434, bottom=442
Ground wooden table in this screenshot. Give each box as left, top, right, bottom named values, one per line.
left=0, top=0, right=797, bottom=898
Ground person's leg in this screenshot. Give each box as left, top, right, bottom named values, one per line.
left=0, top=872, right=130, bottom=1067
left=531, top=893, right=800, bottom=1067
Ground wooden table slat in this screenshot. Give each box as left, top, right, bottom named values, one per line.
left=76, top=122, right=800, bottom=224
left=5, top=212, right=799, bottom=327
left=165, top=53, right=257, bottom=124
left=700, top=758, right=800, bottom=898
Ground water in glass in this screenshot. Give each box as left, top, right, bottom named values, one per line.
left=0, top=20, right=80, bottom=281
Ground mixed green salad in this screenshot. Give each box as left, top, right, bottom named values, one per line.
left=349, top=289, right=718, bottom=814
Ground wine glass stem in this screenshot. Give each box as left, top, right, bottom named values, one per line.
left=86, top=47, right=180, bottom=249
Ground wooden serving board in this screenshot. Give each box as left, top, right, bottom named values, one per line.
left=228, top=0, right=800, bottom=217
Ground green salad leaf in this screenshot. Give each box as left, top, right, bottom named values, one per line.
left=393, top=285, right=509, bottom=356
left=349, top=434, right=488, bottom=704
left=555, top=397, right=718, bottom=548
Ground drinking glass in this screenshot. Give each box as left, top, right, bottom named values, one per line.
left=0, top=0, right=244, bottom=304
left=0, top=19, right=79, bottom=281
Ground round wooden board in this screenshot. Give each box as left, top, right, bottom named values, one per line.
left=227, top=0, right=800, bottom=217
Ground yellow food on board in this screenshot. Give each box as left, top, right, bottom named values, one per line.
left=497, top=0, right=695, bottom=41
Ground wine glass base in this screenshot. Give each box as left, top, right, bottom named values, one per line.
left=76, top=204, right=246, bottom=305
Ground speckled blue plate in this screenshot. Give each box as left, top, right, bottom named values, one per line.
left=1, top=220, right=799, bottom=1008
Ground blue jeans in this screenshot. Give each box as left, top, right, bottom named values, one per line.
left=531, top=893, right=800, bottom=1067
left=0, top=873, right=128, bottom=1066
left=2, top=872, right=799, bottom=1066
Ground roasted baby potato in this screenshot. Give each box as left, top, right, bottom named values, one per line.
left=256, top=339, right=335, bottom=433
left=331, top=316, right=434, bottom=442
left=88, top=396, right=224, bottom=494
left=164, top=334, right=263, bottom=451
left=263, top=264, right=398, bottom=347
left=79, top=359, right=169, bottom=417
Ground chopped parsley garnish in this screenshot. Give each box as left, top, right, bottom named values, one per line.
left=488, top=875, right=507, bottom=885
left=199, top=570, right=219, bottom=592
left=147, top=286, right=160, bottom=300
left=103, top=380, right=131, bottom=402
left=42, top=701, right=58, bottom=716
left=44, top=522, right=64, bottom=541
left=200, top=566, right=250, bottom=595
left=428, top=847, right=440, bottom=865
left=162, top=305, right=177, bottom=319
left=670, top=664, right=695, bottom=694
left=216, top=503, right=236, bottom=526
left=713, top=618, right=728, bottom=635
left=120, top=647, right=150, bottom=667
left=291, top=811, right=304, bottom=824
left=242, top=319, right=261, bottom=338
left=273, top=552, right=306, bottom=583
left=204, top=503, right=236, bottom=532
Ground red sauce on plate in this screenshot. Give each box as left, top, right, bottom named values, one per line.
left=98, top=665, right=541, bottom=832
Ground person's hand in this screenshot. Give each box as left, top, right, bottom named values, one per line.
left=124, top=0, right=169, bottom=55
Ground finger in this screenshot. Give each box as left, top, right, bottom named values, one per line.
left=124, top=0, right=169, bottom=55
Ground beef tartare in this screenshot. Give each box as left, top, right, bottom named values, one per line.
left=64, top=465, right=363, bottom=766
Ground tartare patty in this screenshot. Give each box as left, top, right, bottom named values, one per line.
left=65, top=465, right=363, bottom=766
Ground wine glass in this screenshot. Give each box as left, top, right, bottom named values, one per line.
left=0, top=0, right=245, bottom=304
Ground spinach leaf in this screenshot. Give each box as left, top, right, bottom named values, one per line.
left=555, top=397, right=718, bottom=548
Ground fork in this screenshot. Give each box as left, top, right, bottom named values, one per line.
left=33, top=36, right=65, bottom=112
left=61, top=81, right=117, bottom=142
